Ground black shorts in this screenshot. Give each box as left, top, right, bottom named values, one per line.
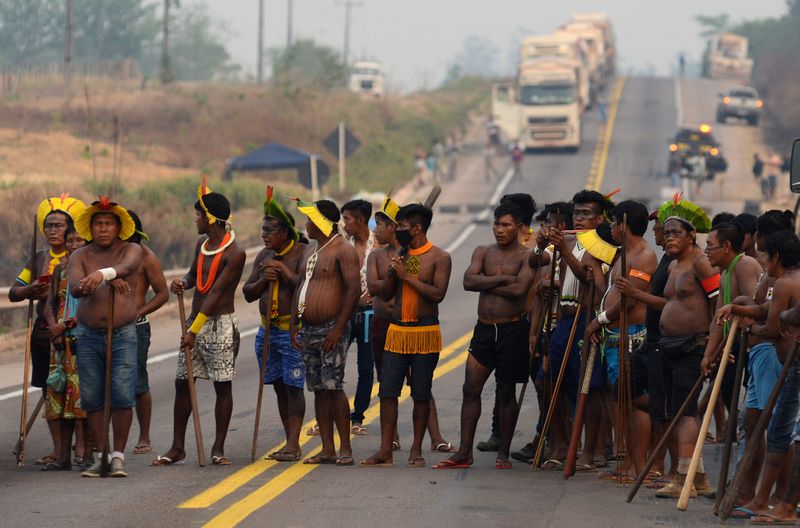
left=379, top=351, right=439, bottom=401
left=660, top=334, right=706, bottom=418
left=31, top=318, right=51, bottom=389
left=370, top=315, right=391, bottom=382
left=468, top=319, right=530, bottom=384
left=645, top=340, right=672, bottom=421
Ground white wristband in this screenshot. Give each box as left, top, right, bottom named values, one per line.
left=99, top=267, right=117, bottom=281
left=597, top=311, right=610, bottom=325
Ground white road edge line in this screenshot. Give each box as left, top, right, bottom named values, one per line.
left=0, top=327, right=262, bottom=402
left=3, top=167, right=517, bottom=403
left=444, top=166, right=515, bottom=255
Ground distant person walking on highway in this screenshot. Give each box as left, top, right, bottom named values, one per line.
left=414, top=147, right=427, bottom=189
left=445, top=134, right=459, bottom=181
left=242, top=188, right=307, bottom=461
left=9, top=194, right=85, bottom=467
left=509, top=138, right=525, bottom=179
left=154, top=182, right=245, bottom=467
left=434, top=202, right=534, bottom=470
left=126, top=210, right=169, bottom=457
left=68, top=197, right=142, bottom=477
left=752, top=152, right=766, bottom=199
left=598, top=94, right=608, bottom=124
left=361, top=204, right=452, bottom=468
left=486, top=116, right=501, bottom=154
left=291, top=199, right=360, bottom=466
left=766, top=150, right=782, bottom=201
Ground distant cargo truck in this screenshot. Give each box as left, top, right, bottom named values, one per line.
left=703, top=33, right=753, bottom=82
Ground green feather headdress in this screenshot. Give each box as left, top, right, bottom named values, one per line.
left=264, top=186, right=299, bottom=241
left=658, top=192, right=711, bottom=233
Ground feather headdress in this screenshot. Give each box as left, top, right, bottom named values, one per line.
left=577, top=229, right=618, bottom=265
left=658, top=192, right=711, bottom=233
left=294, top=197, right=335, bottom=237
left=74, top=195, right=135, bottom=241
left=36, top=193, right=86, bottom=234
left=263, top=186, right=299, bottom=241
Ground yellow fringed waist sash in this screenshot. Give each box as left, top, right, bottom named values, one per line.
left=261, top=314, right=293, bottom=332
left=385, top=320, right=441, bottom=355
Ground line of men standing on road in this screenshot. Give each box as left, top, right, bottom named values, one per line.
left=9, top=179, right=800, bottom=521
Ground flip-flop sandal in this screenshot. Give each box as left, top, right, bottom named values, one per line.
left=540, top=459, right=565, bottom=470
left=336, top=456, right=354, bottom=466
left=303, top=455, right=337, bottom=465
left=271, top=452, right=302, bottom=462
left=729, top=506, right=758, bottom=519
left=211, top=455, right=232, bottom=465
left=351, top=424, right=368, bottom=435
left=306, top=425, right=320, bottom=436
left=408, top=456, right=426, bottom=468
left=593, top=459, right=610, bottom=468
left=151, top=455, right=185, bottom=466
left=392, top=441, right=401, bottom=451
left=576, top=463, right=596, bottom=472
left=359, top=456, right=393, bottom=467
left=133, top=444, right=152, bottom=455
left=35, top=455, right=55, bottom=465
left=41, top=461, right=71, bottom=471
left=431, top=442, right=456, bottom=453
left=432, top=459, right=472, bottom=470
left=751, top=513, right=798, bottom=525
left=495, top=459, right=513, bottom=469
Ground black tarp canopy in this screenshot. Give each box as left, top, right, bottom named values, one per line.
left=225, top=142, right=330, bottom=189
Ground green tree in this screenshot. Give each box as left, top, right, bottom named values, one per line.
left=72, top=0, right=159, bottom=62
left=0, top=0, right=63, bottom=64
left=169, top=2, right=237, bottom=81
left=269, top=39, right=346, bottom=90
left=695, top=14, right=731, bottom=38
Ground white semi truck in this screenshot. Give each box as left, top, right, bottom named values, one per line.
left=349, top=60, right=385, bottom=97
left=518, top=35, right=590, bottom=111
left=492, top=60, right=581, bottom=151
left=703, top=33, right=753, bottom=82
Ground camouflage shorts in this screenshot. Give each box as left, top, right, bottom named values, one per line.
left=176, top=313, right=240, bottom=383
left=299, top=320, right=350, bottom=392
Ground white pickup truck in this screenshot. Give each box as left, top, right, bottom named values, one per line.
left=716, top=86, right=763, bottom=126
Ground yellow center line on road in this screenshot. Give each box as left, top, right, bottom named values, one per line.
left=202, top=349, right=471, bottom=528
left=179, top=330, right=474, bottom=510
left=587, top=76, right=626, bottom=192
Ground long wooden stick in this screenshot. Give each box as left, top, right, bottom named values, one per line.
left=718, top=341, right=798, bottom=520
left=714, top=330, right=748, bottom=514
left=252, top=282, right=275, bottom=462
left=617, top=213, right=632, bottom=481
left=100, top=289, right=115, bottom=477
left=179, top=293, right=206, bottom=467
left=564, top=275, right=596, bottom=478
left=677, top=319, right=739, bottom=510
left=517, top=289, right=546, bottom=409
left=13, top=395, right=44, bottom=457
left=16, top=214, right=37, bottom=466
left=538, top=251, right=561, bottom=413
left=532, top=286, right=585, bottom=470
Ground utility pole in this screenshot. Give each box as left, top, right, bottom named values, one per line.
left=64, top=0, right=74, bottom=88
left=160, top=0, right=179, bottom=84
left=337, top=1, right=363, bottom=72
left=257, top=0, right=264, bottom=84
left=285, top=0, right=294, bottom=72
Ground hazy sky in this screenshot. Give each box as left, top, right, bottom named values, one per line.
left=197, top=0, right=787, bottom=89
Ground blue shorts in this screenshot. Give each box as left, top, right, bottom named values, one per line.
left=767, top=363, right=800, bottom=453
left=255, top=325, right=305, bottom=389
left=536, top=313, right=599, bottom=389
left=135, top=320, right=151, bottom=396
left=75, top=323, right=138, bottom=412
left=746, top=342, right=781, bottom=410
left=604, top=324, right=647, bottom=387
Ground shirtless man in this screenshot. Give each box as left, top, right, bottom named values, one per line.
left=650, top=207, right=718, bottom=498
left=367, top=197, right=455, bottom=453
left=361, top=204, right=451, bottom=468
left=10, top=195, right=85, bottom=465
left=436, top=202, right=534, bottom=469
left=68, top=197, right=142, bottom=477
left=712, top=229, right=800, bottom=519
left=243, top=190, right=307, bottom=461
left=291, top=199, right=360, bottom=466
left=586, top=200, right=657, bottom=478
left=125, top=210, right=169, bottom=456
left=341, top=199, right=376, bottom=435
left=477, top=193, right=537, bottom=453
left=156, top=187, right=246, bottom=466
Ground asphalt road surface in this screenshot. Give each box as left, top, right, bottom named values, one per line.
left=0, top=76, right=756, bottom=528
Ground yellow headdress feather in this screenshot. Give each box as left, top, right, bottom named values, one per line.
left=36, top=193, right=86, bottom=234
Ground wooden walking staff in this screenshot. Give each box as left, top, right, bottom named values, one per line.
left=616, top=213, right=636, bottom=483
left=532, top=286, right=586, bottom=470
left=100, top=289, right=115, bottom=477
left=714, top=329, right=749, bottom=514
left=178, top=293, right=206, bottom=467
left=718, top=341, right=799, bottom=521
left=251, top=281, right=275, bottom=463
left=677, top=319, right=739, bottom=510
left=563, top=273, right=596, bottom=478
left=16, top=214, right=37, bottom=466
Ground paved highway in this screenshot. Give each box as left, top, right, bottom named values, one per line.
left=0, top=76, right=759, bottom=528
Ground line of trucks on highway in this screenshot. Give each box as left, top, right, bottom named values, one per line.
left=491, top=12, right=617, bottom=152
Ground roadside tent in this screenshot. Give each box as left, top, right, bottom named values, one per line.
left=224, top=142, right=330, bottom=190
